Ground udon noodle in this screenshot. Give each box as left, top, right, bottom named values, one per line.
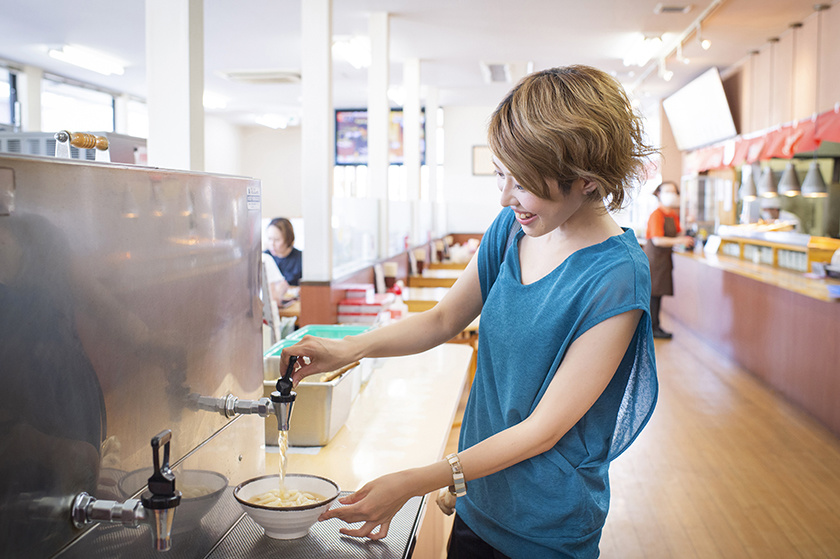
left=247, top=488, right=325, bottom=508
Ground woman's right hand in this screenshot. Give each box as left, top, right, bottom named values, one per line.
left=436, top=487, right=456, bottom=516
left=280, top=336, right=359, bottom=385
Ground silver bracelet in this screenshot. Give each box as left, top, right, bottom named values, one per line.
left=446, top=453, right=467, bottom=497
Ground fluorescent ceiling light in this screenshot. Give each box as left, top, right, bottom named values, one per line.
left=388, top=86, right=405, bottom=106
left=48, top=44, right=125, bottom=76
left=623, top=34, right=663, bottom=67
left=203, top=91, right=228, bottom=110
left=332, top=36, right=371, bottom=69
left=255, top=114, right=289, bottom=129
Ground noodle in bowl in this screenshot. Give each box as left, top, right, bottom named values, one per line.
left=233, top=473, right=340, bottom=539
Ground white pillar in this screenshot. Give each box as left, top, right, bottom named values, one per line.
left=368, top=12, right=390, bottom=259
left=425, top=86, right=444, bottom=236
left=301, top=0, right=333, bottom=282
left=145, top=0, right=204, bottom=171
left=18, top=65, right=43, bottom=132
left=403, top=58, right=421, bottom=242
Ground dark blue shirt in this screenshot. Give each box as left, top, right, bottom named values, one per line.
left=264, top=248, right=302, bottom=286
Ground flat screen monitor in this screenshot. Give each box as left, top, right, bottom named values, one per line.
left=335, top=108, right=425, bottom=165
left=662, top=67, right=737, bottom=151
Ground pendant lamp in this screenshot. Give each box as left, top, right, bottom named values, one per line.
left=778, top=162, right=801, bottom=196
left=757, top=167, right=778, bottom=198
left=801, top=161, right=828, bottom=197
left=739, top=169, right=757, bottom=200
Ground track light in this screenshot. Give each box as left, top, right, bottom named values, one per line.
left=676, top=42, right=690, bottom=65
left=658, top=58, right=673, bottom=81
left=697, top=23, right=711, bottom=50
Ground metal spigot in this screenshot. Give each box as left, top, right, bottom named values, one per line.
left=187, top=356, right=298, bottom=432
left=270, top=356, right=297, bottom=432
left=71, top=430, right=181, bottom=552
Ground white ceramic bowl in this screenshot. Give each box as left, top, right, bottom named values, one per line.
left=233, top=473, right=340, bottom=539
left=119, top=468, right=228, bottom=534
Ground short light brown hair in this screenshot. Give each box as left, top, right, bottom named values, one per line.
left=488, top=65, right=656, bottom=212
left=267, top=217, right=295, bottom=246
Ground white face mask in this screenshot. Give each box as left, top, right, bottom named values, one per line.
left=659, top=192, right=679, bottom=208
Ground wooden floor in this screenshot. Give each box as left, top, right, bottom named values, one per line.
left=600, top=316, right=840, bottom=558
left=422, top=315, right=840, bottom=558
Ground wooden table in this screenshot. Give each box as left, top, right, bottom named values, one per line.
left=276, top=299, right=301, bottom=322
left=429, top=260, right=469, bottom=270
left=271, top=343, right=473, bottom=491
left=402, top=286, right=452, bottom=312
left=407, top=268, right=463, bottom=288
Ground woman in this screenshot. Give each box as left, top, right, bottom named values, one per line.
left=644, top=181, right=694, bottom=339
left=280, top=66, right=658, bottom=558
left=264, top=217, right=302, bottom=285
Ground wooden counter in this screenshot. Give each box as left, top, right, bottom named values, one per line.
left=664, top=251, right=840, bottom=437
left=677, top=250, right=840, bottom=301
left=270, top=343, right=473, bottom=491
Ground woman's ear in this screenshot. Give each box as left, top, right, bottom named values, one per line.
left=582, top=180, right=599, bottom=196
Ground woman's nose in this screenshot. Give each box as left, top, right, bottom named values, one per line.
left=499, top=180, right=516, bottom=207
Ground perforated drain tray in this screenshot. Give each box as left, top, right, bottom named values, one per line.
left=206, top=492, right=425, bottom=559
left=57, top=490, right=424, bottom=559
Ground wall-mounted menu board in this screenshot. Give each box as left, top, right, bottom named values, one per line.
left=335, top=109, right=425, bottom=166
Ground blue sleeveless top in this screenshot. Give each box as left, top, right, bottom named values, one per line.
left=457, top=207, right=658, bottom=558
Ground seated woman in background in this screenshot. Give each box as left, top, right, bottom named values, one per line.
left=264, top=217, right=302, bottom=286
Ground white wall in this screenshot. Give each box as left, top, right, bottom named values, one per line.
left=204, top=115, right=242, bottom=175
left=238, top=124, right=303, bottom=222
left=442, top=105, right=502, bottom=234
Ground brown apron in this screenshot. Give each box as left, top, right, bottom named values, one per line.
left=644, top=215, right=677, bottom=296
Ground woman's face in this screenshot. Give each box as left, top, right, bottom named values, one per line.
left=493, top=157, right=590, bottom=237
left=266, top=225, right=289, bottom=257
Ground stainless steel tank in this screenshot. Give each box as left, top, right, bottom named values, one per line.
left=0, top=153, right=265, bottom=557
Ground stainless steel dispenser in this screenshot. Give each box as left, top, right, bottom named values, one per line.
left=0, top=153, right=265, bottom=557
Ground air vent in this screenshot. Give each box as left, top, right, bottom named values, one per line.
left=479, top=62, right=512, bottom=84
left=654, top=3, right=693, bottom=14
left=219, top=69, right=301, bottom=84
left=7, top=139, right=21, bottom=153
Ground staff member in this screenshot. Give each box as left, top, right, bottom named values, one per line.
left=644, top=181, right=694, bottom=339
left=280, top=65, right=659, bottom=558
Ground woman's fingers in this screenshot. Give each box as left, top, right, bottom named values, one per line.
left=338, top=520, right=390, bottom=540
left=436, top=487, right=456, bottom=516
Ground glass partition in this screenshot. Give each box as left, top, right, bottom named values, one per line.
left=332, top=196, right=379, bottom=276
left=388, top=200, right=412, bottom=256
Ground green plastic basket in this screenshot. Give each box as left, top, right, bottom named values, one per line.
left=285, top=324, right=371, bottom=341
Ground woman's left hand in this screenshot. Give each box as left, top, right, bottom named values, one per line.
left=318, top=472, right=412, bottom=540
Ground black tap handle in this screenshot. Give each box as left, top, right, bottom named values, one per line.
left=276, top=355, right=298, bottom=396
left=142, top=430, right=181, bottom=510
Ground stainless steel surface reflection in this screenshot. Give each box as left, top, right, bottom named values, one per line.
left=0, top=154, right=265, bottom=557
